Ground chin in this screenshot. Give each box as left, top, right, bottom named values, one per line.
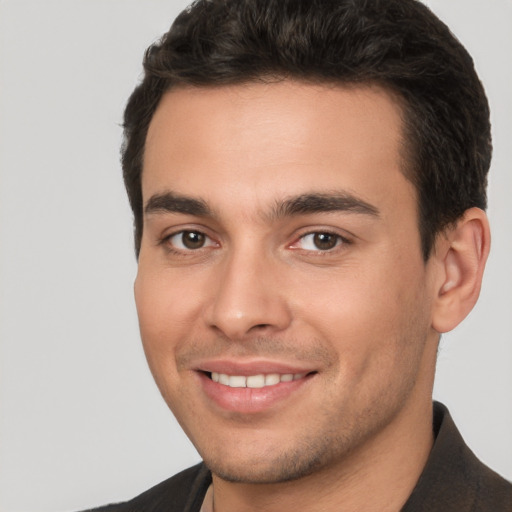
left=201, top=436, right=335, bottom=484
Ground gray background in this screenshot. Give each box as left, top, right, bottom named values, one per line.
left=1, top=1, right=511, bottom=511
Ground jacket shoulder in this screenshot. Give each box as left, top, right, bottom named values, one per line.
left=82, top=463, right=211, bottom=512
left=471, top=460, right=512, bottom=511
left=402, top=403, right=512, bottom=511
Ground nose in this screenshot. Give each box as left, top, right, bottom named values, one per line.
left=205, top=248, right=292, bottom=340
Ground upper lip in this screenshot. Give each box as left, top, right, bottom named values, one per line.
left=194, top=359, right=316, bottom=376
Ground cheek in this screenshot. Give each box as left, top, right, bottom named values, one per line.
left=133, top=270, right=198, bottom=410
left=135, top=266, right=204, bottom=336
left=134, top=271, right=186, bottom=375
left=296, top=266, right=397, bottom=335
left=294, top=259, right=429, bottom=378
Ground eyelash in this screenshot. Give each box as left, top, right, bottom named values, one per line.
left=160, top=228, right=351, bottom=256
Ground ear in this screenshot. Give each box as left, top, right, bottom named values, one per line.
left=431, top=207, right=491, bottom=333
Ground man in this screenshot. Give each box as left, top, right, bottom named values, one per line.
left=89, top=0, right=512, bottom=510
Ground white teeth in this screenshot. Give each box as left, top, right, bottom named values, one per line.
left=218, top=373, right=230, bottom=385
left=265, top=373, right=280, bottom=386
left=228, top=375, right=246, bottom=388
left=210, top=372, right=307, bottom=388
left=246, top=374, right=265, bottom=388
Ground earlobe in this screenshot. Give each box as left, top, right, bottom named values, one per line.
left=431, top=207, right=490, bottom=333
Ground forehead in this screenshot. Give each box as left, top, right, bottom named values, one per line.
left=143, top=81, right=411, bottom=216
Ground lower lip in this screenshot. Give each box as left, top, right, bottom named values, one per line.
left=198, top=372, right=313, bottom=414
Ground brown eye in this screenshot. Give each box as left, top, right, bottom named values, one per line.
left=295, top=232, right=344, bottom=251
left=181, top=231, right=205, bottom=249
left=312, top=233, right=338, bottom=250
left=167, top=230, right=216, bottom=251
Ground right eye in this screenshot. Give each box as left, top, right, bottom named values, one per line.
left=166, top=230, right=217, bottom=251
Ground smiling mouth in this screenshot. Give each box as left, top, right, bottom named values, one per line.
left=207, top=372, right=311, bottom=388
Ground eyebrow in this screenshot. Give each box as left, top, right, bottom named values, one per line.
left=144, top=191, right=379, bottom=219
left=270, top=192, right=380, bottom=219
left=145, top=192, right=212, bottom=217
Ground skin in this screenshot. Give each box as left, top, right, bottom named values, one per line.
left=135, top=81, right=489, bottom=511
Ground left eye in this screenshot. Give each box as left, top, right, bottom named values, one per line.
left=296, top=232, right=344, bottom=251
left=167, top=230, right=216, bottom=250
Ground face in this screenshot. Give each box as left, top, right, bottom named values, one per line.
left=135, top=81, right=440, bottom=484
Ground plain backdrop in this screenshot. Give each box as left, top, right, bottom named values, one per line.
left=0, top=1, right=511, bottom=511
